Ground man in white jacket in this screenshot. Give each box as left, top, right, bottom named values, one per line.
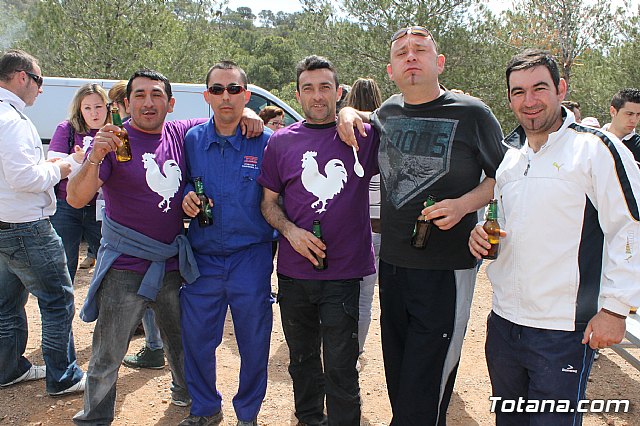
left=469, top=49, right=640, bottom=426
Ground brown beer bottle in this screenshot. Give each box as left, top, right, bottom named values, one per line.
left=110, top=104, right=132, bottom=162
left=483, top=199, right=500, bottom=260
left=411, top=195, right=436, bottom=249
left=312, top=220, right=327, bottom=270
left=194, top=177, right=212, bottom=227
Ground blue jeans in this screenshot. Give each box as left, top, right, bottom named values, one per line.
left=0, top=219, right=84, bottom=393
left=50, top=199, right=102, bottom=283
left=73, top=269, right=188, bottom=425
left=277, top=274, right=361, bottom=426
left=143, top=308, right=163, bottom=350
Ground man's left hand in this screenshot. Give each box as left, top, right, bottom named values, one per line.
left=423, top=198, right=468, bottom=230
left=582, top=309, right=626, bottom=350
left=240, top=108, right=264, bottom=138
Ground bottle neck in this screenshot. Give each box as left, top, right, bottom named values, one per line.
left=487, top=202, right=498, bottom=220
left=194, top=179, right=204, bottom=194
left=111, top=112, right=123, bottom=127
left=425, top=196, right=436, bottom=208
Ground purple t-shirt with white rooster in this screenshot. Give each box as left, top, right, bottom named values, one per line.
left=98, top=119, right=205, bottom=274
left=258, top=121, right=379, bottom=280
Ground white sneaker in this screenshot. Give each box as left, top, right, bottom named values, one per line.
left=0, top=365, right=46, bottom=387
left=48, top=374, right=86, bottom=396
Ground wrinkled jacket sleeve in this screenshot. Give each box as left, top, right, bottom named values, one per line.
left=592, top=138, right=640, bottom=316
left=0, top=114, right=60, bottom=192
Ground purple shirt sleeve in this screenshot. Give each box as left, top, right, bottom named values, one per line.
left=48, top=121, right=73, bottom=155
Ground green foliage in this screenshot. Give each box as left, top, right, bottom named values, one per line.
left=5, top=0, right=639, bottom=134
left=0, top=1, right=26, bottom=50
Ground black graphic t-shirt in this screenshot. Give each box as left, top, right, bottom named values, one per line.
left=371, top=91, right=507, bottom=270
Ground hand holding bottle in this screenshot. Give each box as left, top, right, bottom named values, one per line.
left=469, top=222, right=507, bottom=260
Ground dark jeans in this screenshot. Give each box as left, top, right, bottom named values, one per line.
left=50, top=199, right=101, bottom=282
left=486, top=312, right=595, bottom=426
left=277, top=274, right=361, bottom=426
left=73, top=269, right=188, bottom=425
left=0, top=219, right=84, bottom=393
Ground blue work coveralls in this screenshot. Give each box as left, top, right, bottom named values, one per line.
left=181, top=118, right=274, bottom=422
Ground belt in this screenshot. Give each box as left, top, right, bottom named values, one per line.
left=0, top=218, right=49, bottom=230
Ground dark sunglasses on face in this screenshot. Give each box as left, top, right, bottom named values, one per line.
left=16, top=69, right=43, bottom=88
left=207, top=84, right=246, bottom=95
left=390, top=26, right=433, bottom=45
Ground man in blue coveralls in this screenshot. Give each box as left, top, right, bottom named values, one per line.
left=179, top=61, right=274, bottom=426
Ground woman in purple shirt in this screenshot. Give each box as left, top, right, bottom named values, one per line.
left=48, top=83, right=108, bottom=282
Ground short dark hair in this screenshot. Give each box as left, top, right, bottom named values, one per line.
left=205, top=60, right=248, bottom=88
left=611, top=88, right=640, bottom=111
left=0, top=49, right=38, bottom=82
left=561, top=100, right=580, bottom=112
left=295, top=55, right=339, bottom=92
left=506, top=49, right=560, bottom=93
left=258, top=105, right=284, bottom=124
left=126, top=69, right=172, bottom=101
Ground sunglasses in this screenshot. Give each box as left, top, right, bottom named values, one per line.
left=268, top=120, right=285, bottom=127
left=16, top=69, right=43, bottom=88
left=207, top=84, right=246, bottom=96
left=390, top=26, right=433, bottom=45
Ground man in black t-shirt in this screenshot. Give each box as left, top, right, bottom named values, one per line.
left=338, top=27, right=507, bottom=425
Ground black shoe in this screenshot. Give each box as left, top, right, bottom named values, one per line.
left=178, top=412, right=223, bottom=426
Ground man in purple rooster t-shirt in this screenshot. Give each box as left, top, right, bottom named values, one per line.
left=258, top=56, right=378, bottom=426
left=66, top=69, right=262, bottom=425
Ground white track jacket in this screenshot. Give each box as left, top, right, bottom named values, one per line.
left=488, top=112, right=640, bottom=331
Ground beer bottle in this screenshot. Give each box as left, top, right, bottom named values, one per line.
left=110, top=104, right=132, bottom=162
left=194, top=177, right=212, bottom=227
left=312, top=220, right=327, bottom=270
left=483, top=199, right=500, bottom=260
left=411, top=195, right=436, bottom=249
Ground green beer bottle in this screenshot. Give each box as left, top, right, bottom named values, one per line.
left=312, top=220, right=327, bottom=270
left=194, top=177, right=212, bottom=227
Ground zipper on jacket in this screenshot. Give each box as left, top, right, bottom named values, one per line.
left=524, top=160, right=530, bottom=176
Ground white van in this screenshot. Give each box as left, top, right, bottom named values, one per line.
left=29, top=76, right=302, bottom=143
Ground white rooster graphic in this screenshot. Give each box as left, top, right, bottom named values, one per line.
left=141, top=153, right=182, bottom=213
left=301, top=151, right=347, bottom=213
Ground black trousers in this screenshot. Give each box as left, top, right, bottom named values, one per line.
left=277, top=273, right=361, bottom=426
left=379, top=261, right=459, bottom=426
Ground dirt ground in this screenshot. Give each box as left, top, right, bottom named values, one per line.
left=1, top=248, right=639, bottom=426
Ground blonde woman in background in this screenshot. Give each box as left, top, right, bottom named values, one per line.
left=48, top=83, right=108, bottom=282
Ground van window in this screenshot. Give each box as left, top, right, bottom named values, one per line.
left=247, top=93, right=299, bottom=126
